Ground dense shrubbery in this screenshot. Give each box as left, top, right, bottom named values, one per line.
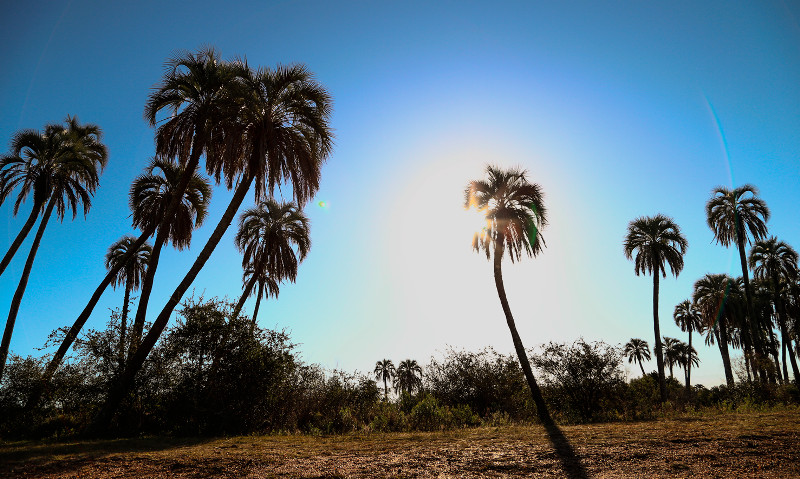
left=1, top=300, right=798, bottom=439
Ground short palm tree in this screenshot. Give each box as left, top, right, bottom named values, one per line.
left=374, top=359, right=396, bottom=399
left=623, top=338, right=651, bottom=377
left=749, top=237, right=799, bottom=383
left=679, top=342, right=700, bottom=388
left=0, top=117, right=107, bottom=382
left=464, top=164, right=552, bottom=425
left=673, top=299, right=704, bottom=389
left=694, top=273, right=738, bottom=386
left=231, top=199, right=310, bottom=323
left=105, top=236, right=152, bottom=368
left=394, top=359, right=422, bottom=395
left=707, top=184, right=770, bottom=380
left=623, top=214, right=688, bottom=402
left=661, top=337, right=683, bottom=379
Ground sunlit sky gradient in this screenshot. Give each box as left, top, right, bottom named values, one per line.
left=2, top=1, right=799, bottom=387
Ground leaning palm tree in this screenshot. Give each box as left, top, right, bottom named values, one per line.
left=749, top=237, right=799, bottom=383
left=374, top=359, right=396, bottom=400
left=0, top=117, right=107, bottom=381
left=623, top=214, right=688, bottom=402
left=662, top=337, right=683, bottom=379
left=694, top=273, right=738, bottom=386
left=623, top=338, right=651, bottom=377
left=673, top=299, right=704, bottom=389
left=105, top=236, right=152, bottom=368
left=231, top=199, right=311, bottom=322
left=394, top=359, right=423, bottom=395
left=464, top=164, right=552, bottom=425
left=707, top=184, right=770, bottom=380
left=88, top=60, right=334, bottom=434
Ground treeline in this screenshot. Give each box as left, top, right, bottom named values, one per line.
left=2, top=298, right=797, bottom=439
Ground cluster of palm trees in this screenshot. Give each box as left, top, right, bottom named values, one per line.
left=624, top=185, right=799, bottom=401
left=373, top=359, right=423, bottom=399
left=0, top=46, right=333, bottom=435
left=624, top=336, right=698, bottom=389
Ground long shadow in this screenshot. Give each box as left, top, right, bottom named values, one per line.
left=543, top=422, right=590, bottom=478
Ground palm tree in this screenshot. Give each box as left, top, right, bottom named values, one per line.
left=749, top=237, right=799, bottom=383
left=239, top=266, right=280, bottom=327
left=394, top=359, right=422, bottom=395
left=89, top=59, right=334, bottom=435
left=105, top=236, right=152, bottom=368
left=679, top=342, right=700, bottom=389
left=374, top=359, right=396, bottom=399
left=623, top=338, right=651, bottom=377
left=673, top=299, right=704, bottom=389
left=0, top=117, right=107, bottom=381
left=464, top=164, right=552, bottom=425
left=662, top=337, right=683, bottom=379
left=231, top=199, right=310, bottom=323
left=127, top=158, right=211, bottom=355
left=707, top=185, right=770, bottom=380
left=694, top=273, right=738, bottom=386
left=623, top=214, right=688, bottom=402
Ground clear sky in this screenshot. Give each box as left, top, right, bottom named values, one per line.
left=1, top=1, right=799, bottom=387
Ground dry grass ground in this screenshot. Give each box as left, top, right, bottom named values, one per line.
left=1, top=409, right=798, bottom=478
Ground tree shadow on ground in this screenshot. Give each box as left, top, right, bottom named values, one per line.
left=544, top=422, right=590, bottom=478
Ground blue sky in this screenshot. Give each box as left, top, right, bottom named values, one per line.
left=2, top=1, right=799, bottom=387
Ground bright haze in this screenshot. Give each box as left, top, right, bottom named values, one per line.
left=1, top=1, right=799, bottom=387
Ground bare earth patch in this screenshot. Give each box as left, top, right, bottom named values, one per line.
left=2, top=410, right=798, bottom=478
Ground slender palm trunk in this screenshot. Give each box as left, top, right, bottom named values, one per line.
left=0, top=202, right=42, bottom=278
left=717, top=314, right=735, bottom=387
left=769, top=327, right=782, bottom=383
left=233, top=267, right=261, bottom=320
left=25, top=227, right=153, bottom=410
left=0, top=197, right=56, bottom=381
left=686, top=330, right=693, bottom=390
left=383, top=377, right=388, bottom=399
left=128, top=231, right=167, bottom=359
left=87, top=173, right=254, bottom=436
left=118, top=277, right=132, bottom=370
left=773, top=272, right=799, bottom=383
left=251, top=281, right=264, bottom=327
left=638, top=357, right=646, bottom=377
left=492, top=239, right=552, bottom=425
left=735, top=222, right=765, bottom=383
left=652, top=266, right=667, bottom=403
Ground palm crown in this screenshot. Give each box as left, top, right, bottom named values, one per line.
left=623, top=338, right=651, bottom=376
left=105, top=236, right=153, bottom=292
left=623, top=214, right=687, bottom=279
left=706, top=185, right=770, bottom=248
left=749, top=237, right=798, bottom=284
left=673, top=300, right=704, bottom=336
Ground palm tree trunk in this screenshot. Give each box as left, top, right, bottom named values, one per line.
left=25, top=227, right=154, bottom=410
left=251, top=281, right=264, bottom=328
left=86, top=173, right=254, bottom=436
left=492, top=239, right=552, bottom=425
left=769, top=326, right=782, bottom=383
left=686, top=331, right=693, bottom=390
left=233, top=267, right=261, bottom=320
left=735, top=222, right=765, bottom=383
left=0, top=202, right=42, bottom=278
left=652, top=267, right=667, bottom=403
left=118, top=278, right=131, bottom=370
left=717, top=315, right=735, bottom=387
left=0, top=197, right=56, bottom=381
left=773, top=272, right=800, bottom=383
left=638, top=358, right=646, bottom=377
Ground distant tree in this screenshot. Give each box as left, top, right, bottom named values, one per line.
left=394, top=359, right=422, bottom=395
left=464, top=164, right=552, bottom=425
left=623, top=338, right=651, bottom=377
left=679, top=342, right=700, bottom=389
left=239, top=266, right=280, bottom=328
left=661, top=337, right=683, bottom=379
left=673, top=300, right=703, bottom=389
left=373, top=359, right=396, bottom=399
left=623, top=214, right=688, bottom=402
left=694, top=273, right=739, bottom=386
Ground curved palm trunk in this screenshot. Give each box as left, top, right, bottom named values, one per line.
left=0, top=202, right=42, bottom=278
left=233, top=269, right=260, bottom=320
left=773, top=274, right=800, bottom=383
left=652, top=266, right=667, bottom=403
left=251, top=281, right=264, bottom=327
left=118, top=276, right=132, bottom=370
left=637, top=356, right=646, bottom=377
left=717, top=315, right=735, bottom=387
left=0, top=197, right=56, bottom=381
left=128, top=231, right=167, bottom=359
left=25, top=228, right=153, bottom=410
left=493, top=239, right=552, bottom=425
left=86, top=173, right=254, bottom=436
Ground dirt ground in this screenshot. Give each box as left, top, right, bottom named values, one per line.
left=2, top=410, right=798, bottom=478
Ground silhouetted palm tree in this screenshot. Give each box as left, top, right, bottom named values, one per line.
left=394, top=359, right=422, bottom=395
left=749, top=237, right=799, bottom=383
left=707, top=184, right=770, bottom=380
left=464, top=164, right=552, bottom=425
left=623, top=338, right=651, bottom=377
left=673, top=299, right=703, bottom=389
left=0, top=117, right=107, bottom=381
left=679, top=342, right=700, bottom=389
left=694, top=273, right=739, bottom=386
left=105, top=236, right=152, bottom=367
left=239, top=266, right=280, bottom=327
left=374, top=359, right=396, bottom=399
left=623, top=214, right=688, bottom=402
left=662, top=337, right=683, bottom=379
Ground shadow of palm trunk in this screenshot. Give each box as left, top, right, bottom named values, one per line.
left=544, top=422, right=590, bottom=478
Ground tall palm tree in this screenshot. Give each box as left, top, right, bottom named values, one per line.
left=749, top=237, right=799, bottom=383
left=105, top=236, right=152, bottom=368
left=673, top=299, right=704, bottom=389
left=231, top=199, right=310, bottom=322
left=694, top=273, right=738, bottom=386
left=89, top=60, right=334, bottom=434
left=0, top=117, right=107, bottom=382
left=394, top=359, right=423, bottom=395
left=623, top=338, right=651, bottom=377
left=374, top=359, right=396, bottom=400
left=464, top=164, right=552, bottom=425
left=127, top=158, right=211, bottom=355
left=661, top=337, right=683, bottom=379
left=707, top=184, right=770, bottom=380
left=623, top=214, right=688, bottom=402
